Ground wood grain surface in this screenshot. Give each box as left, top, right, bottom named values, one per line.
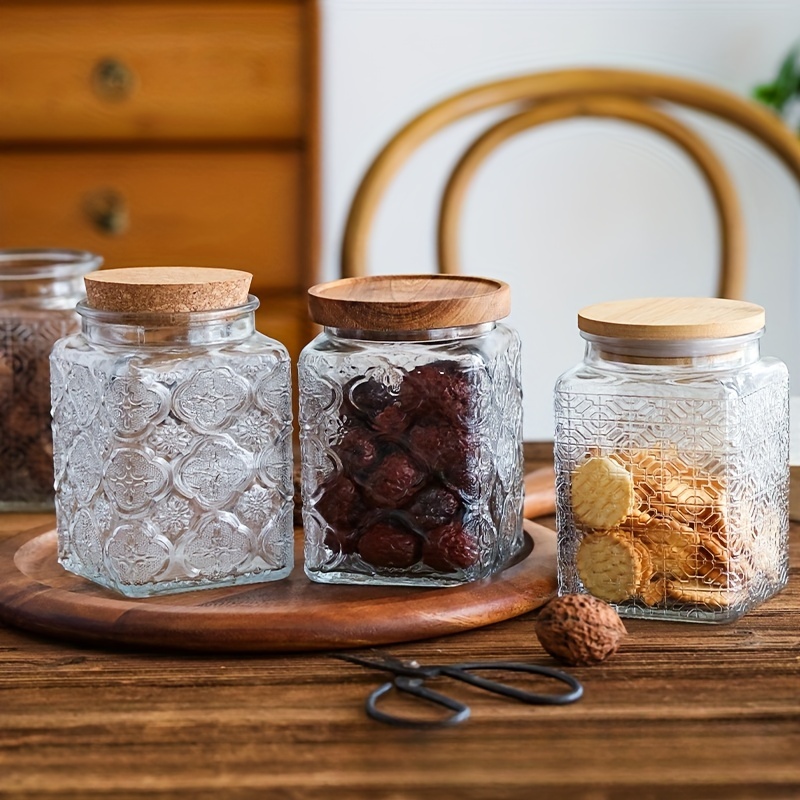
left=307, top=275, right=511, bottom=331
left=0, top=450, right=797, bottom=799
left=0, top=3, right=304, bottom=142
left=0, top=523, right=555, bottom=652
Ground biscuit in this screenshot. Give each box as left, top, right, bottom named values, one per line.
left=638, top=573, right=668, bottom=606
left=632, top=515, right=698, bottom=577
left=665, top=578, right=736, bottom=610
left=571, top=456, right=636, bottom=530
left=576, top=529, right=644, bottom=604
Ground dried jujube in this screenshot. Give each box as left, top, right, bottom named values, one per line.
left=358, top=521, right=422, bottom=568
left=422, top=521, right=480, bottom=571
left=317, top=359, right=481, bottom=575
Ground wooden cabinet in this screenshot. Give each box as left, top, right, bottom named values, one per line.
left=0, top=1, right=317, bottom=363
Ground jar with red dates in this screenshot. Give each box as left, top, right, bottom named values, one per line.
left=299, top=275, right=524, bottom=586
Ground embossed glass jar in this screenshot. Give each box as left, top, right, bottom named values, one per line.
left=0, top=248, right=102, bottom=511
left=555, top=298, right=789, bottom=623
left=51, top=267, right=294, bottom=597
left=299, top=275, right=524, bottom=587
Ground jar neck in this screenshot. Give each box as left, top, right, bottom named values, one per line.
left=583, top=330, right=762, bottom=369
left=77, top=297, right=259, bottom=347
left=0, top=249, right=101, bottom=308
left=325, top=321, right=496, bottom=342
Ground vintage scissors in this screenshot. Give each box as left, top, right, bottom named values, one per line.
left=333, top=651, right=583, bottom=728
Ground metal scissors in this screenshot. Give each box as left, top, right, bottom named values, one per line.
left=334, top=651, right=583, bottom=728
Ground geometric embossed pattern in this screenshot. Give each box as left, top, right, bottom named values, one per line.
left=298, top=324, right=524, bottom=587
left=51, top=341, right=294, bottom=597
left=555, top=363, right=789, bottom=622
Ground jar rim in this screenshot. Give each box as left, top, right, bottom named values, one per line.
left=76, top=295, right=260, bottom=326
left=582, top=329, right=763, bottom=357
left=0, top=249, right=103, bottom=280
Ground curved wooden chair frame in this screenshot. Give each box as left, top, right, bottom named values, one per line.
left=341, top=68, right=800, bottom=298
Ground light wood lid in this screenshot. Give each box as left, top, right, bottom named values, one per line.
left=307, top=275, right=510, bottom=330
left=84, top=267, right=252, bottom=313
left=578, top=297, right=765, bottom=340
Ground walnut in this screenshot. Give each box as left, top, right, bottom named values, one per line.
left=535, top=594, right=626, bottom=666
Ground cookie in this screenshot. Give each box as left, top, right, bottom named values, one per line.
left=632, top=515, right=698, bottom=577
left=571, top=456, right=636, bottom=530
left=665, top=578, right=736, bottom=610
left=576, top=529, right=644, bottom=604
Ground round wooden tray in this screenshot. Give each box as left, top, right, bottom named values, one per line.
left=0, top=520, right=556, bottom=652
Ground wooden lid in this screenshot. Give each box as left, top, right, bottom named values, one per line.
left=84, top=267, right=252, bottom=313
left=578, top=297, right=765, bottom=340
left=307, top=275, right=510, bottom=330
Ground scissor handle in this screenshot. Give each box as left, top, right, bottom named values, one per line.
left=366, top=677, right=471, bottom=728
left=439, top=662, right=583, bottom=706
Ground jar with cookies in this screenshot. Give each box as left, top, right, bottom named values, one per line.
left=554, top=298, right=789, bottom=622
left=299, top=275, right=524, bottom=587
left=0, top=249, right=102, bottom=511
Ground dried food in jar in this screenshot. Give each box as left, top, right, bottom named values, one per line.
left=422, top=521, right=480, bottom=571
left=336, top=424, right=381, bottom=476
left=361, top=447, right=427, bottom=508
left=400, top=360, right=473, bottom=425
left=406, top=484, right=462, bottom=530
left=357, top=519, right=422, bottom=568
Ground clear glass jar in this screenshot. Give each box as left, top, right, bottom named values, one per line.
left=51, top=267, right=294, bottom=597
left=555, top=298, right=789, bottom=623
left=0, top=248, right=102, bottom=511
left=299, top=275, right=524, bottom=587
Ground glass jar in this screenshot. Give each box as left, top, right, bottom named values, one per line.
left=51, top=267, right=294, bottom=597
left=555, top=297, right=789, bottom=623
left=299, top=275, right=524, bottom=586
left=0, top=248, right=102, bottom=511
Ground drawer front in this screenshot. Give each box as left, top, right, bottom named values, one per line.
left=0, top=3, right=304, bottom=141
left=0, top=149, right=302, bottom=291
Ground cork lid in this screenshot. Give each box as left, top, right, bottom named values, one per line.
left=84, top=267, right=252, bottom=313
left=578, top=297, right=765, bottom=340
left=307, top=275, right=510, bottom=330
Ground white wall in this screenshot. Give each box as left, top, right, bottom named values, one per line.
left=319, top=0, right=800, bottom=439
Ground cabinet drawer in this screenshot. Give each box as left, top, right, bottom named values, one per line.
left=0, top=3, right=304, bottom=141
left=0, top=149, right=301, bottom=291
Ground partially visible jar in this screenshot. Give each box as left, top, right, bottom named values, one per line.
left=299, top=275, right=524, bottom=587
left=0, top=249, right=102, bottom=511
left=51, top=267, right=294, bottom=597
left=555, top=297, right=789, bottom=623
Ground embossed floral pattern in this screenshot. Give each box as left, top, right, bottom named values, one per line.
left=52, top=329, right=294, bottom=596
left=107, top=377, right=165, bottom=436
left=181, top=513, right=251, bottom=579
left=152, top=495, right=193, bottom=538
left=105, top=448, right=169, bottom=512
left=148, top=416, right=194, bottom=459
left=106, top=522, right=170, bottom=585
left=175, top=437, right=252, bottom=507
left=172, top=368, right=248, bottom=432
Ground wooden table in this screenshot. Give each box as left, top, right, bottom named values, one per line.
left=1, top=449, right=798, bottom=799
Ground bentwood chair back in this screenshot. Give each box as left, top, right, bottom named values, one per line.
left=340, top=68, right=800, bottom=299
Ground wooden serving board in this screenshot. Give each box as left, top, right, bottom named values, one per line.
left=0, top=520, right=556, bottom=652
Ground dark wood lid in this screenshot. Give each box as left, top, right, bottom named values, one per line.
left=307, top=275, right=510, bottom=330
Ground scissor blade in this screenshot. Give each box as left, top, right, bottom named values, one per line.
left=331, top=651, right=424, bottom=677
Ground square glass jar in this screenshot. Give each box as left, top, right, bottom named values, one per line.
left=555, top=298, right=789, bottom=622
left=298, top=275, right=524, bottom=587
left=0, top=249, right=102, bottom=511
left=51, top=267, right=294, bottom=597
